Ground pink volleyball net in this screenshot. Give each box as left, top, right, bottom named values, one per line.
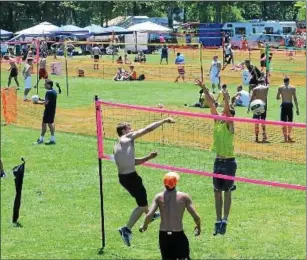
left=95, top=100, right=306, bottom=191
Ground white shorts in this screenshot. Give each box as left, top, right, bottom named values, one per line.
left=25, top=76, right=32, bottom=89
left=210, top=75, right=219, bottom=85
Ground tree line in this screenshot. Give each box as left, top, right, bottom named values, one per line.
left=0, top=1, right=306, bottom=32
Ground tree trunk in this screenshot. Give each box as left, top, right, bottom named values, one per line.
left=167, top=5, right=174, bottom=28
left=215, top=2, right=222, bottom=23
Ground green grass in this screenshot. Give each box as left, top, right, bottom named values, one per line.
left=1, top=63, right=306, bottom=259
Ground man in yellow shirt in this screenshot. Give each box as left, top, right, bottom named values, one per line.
left=195, top=79, right=236, bottom=236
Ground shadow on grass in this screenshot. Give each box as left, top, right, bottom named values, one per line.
left=97, top=247, right=104, bottom=255
left=12, top=221, right=23, bottom=228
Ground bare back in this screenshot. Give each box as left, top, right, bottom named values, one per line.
left=156, top=190, right=190, bottom=231
left=39, top=58, right=46, bottom=69
left=252, top=84, right=269, bottom=103
left=278, top=85, right=296, bottom=103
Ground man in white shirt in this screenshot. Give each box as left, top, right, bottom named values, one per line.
left=208, top=56, right=221, bottom=94
left=222, top=43, right=234, bottom=70
left=231, top=85, right=250, bottom=107
left=92, top=45, right=101, bottom=70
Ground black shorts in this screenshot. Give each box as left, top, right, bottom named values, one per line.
left=213, top=158, right=237, bottom=192
left=260, top=53, right=266, bottom=67
left=43, top=110, right=55, bottom=124
left=161, top=55, right=168, bottom=60
left=281, top=102, right=293, bottom=122
left=10, top=68, right=18, bottom=78
left=159, top=231, right=190, bottom=260
left=119, top=172, right=148, bottom=207
left=253, top=107, right=267, bottom=120
left=94, top=55, right=99, bottom=61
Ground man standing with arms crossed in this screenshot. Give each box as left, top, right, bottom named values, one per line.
left=276, top=77, right=299, bottom=142
left=141, top=172, right=201, bottom=260
left=195, top=79, right=236, bottom=236
left=114, top=118, right=175, bottom=247
left=248, top=77, right=269, bottom=143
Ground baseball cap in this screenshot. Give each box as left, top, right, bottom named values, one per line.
left=163, top=172, right=180, bottom=189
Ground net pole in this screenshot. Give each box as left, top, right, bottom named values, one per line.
left=199, top=43, right=204, bottom=82
left=222, top=32, right=225, bottom=67
left=265, top=44, right=269, bottom=86
left=36, top=39, right=39, bottom=95
left=94, top=95, right=105, bottom=249
left=64, top=41, right=69, bottom=96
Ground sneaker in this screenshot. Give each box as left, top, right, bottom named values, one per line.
left=151, top=212, right=160, bottom=222
left=220, top=221, right=227, bottom=235
left=33, top=139, right=44, bottom=145
left=45, top=140, right=56, bottom=145
left=213, top=222, right=221, bottom=236
left=118, top=227, right=132, bottom=247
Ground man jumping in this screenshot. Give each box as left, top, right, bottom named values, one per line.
left=276, top=77, right=299, bottom=142
left=114, top=118, right=175, bottom=247
left=195, top=79, right=237, bottom=236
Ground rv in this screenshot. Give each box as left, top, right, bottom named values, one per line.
left=223, top=20, right=297, bottom=36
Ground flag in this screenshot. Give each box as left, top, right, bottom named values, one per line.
left=12, top=158, right=26, bottom=223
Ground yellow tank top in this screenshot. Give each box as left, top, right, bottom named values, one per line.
left=212, top=121, right=234, bottom=158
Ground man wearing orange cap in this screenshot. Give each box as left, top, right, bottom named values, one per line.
left=140, top=172, right=201, bottom=260
left=114, top=118, right=175, bottom=247
left=195, top=79, right=236, bottom=236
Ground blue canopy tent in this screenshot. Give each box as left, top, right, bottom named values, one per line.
left=91, top=26, right=133, bottom=36
left=49, top=25, right=90, bottom=38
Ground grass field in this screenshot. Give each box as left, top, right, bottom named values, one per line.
left=1, top=55, right=306, bottom=259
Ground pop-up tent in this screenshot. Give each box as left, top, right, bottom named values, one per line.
left=126, top=21, right=171, bottom=52
left=0, top=29, right=13, bottom=38
left=15, top=21, right=59, bottom=36
left=83, top=24, right=108, bottom=34
left=49, top=25, right=90, bottom=38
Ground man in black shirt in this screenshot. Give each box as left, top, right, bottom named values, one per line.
left=34, top=79, right=60, bottom=145
left=160, top=44, right=168, bottom=65
left=244, top=60, right=261, bottom=93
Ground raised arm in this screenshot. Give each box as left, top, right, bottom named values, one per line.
left=195, top=80, right=218, bottom=115
left=293, top=88, right=299, bottom=115
left=140, top=195, right=159, bottom=232
left=186, top=195, right=201, bottom=236
left=222, top=90, right=232, bottom=117
left=126, top=118, right=175, bottom=140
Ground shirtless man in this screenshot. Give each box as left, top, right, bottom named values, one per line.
left=248, top=78, right=269, bottom=143
left=34, top=56, right=48, bottom=88
left=208, top=56, right=221, bottom=93
left=22, top=58, right=33, bottom=101
left=114, top=118, right=175, bottom=247
left=8, top=58, right=20, bottom=89
left=276, top=77, right=299, bottom=142
left=141, top=172, right=201, bottom=260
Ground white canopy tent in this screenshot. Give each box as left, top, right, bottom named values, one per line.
left=126, top=21, right=171, bottom=52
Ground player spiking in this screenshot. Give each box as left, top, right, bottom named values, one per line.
left=276, top=77, right=299, bottom=142
left=195, top=79, right=237, bottom=236
left=140, top=172, right=201, bottom=260
left=114, top=118, right=175, bottom=247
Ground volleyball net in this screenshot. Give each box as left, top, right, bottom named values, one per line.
left=0, top=40, right=305, bottom=86
left=94, top=99, right=306, bottom=191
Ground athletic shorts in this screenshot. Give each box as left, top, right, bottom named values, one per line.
left=161, top=54, right=168, bottom=59
left=159, top=231, right=190, bottom=260
left=253, top=106, right=267, bottom=120
left=24, top=76, right=32, bottom=89
left=260, top=53, right=266, bottom=67
left=281, top=102, right=293, bottom=122
left=94, top=55, right=99, bottom=62
left=210, top=75, right=219, bottom=85
left=43, top=109, right=56, bottom=124
left=119, top=172, right=148, bottom=207
left=178, top=68, right=185, bottom=75
left=39, top=68, right=48, bottom=79
left=9, top=68, right=18, bottom=78
left=213, top=158, right=237, bottom=192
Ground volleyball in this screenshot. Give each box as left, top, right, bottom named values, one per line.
left=31, top=95, right=39, bottom=104
left=250, top=99, right=266, bottom=115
